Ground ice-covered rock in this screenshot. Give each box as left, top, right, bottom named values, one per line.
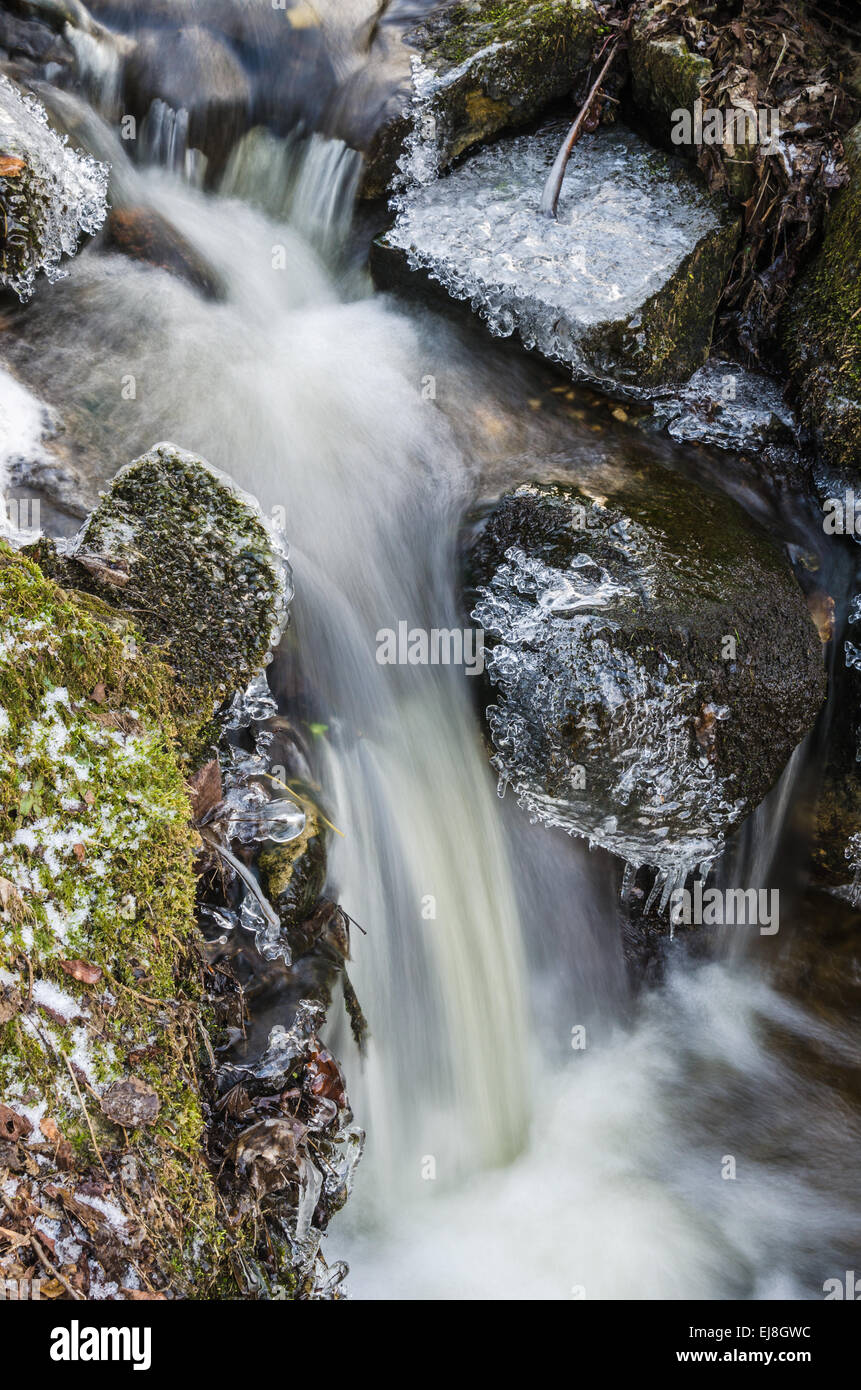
left=651, top=357, right=797, bottom=452
left=374, top=123, right=739, bottom=392
left=345, top=0, right=599, bottom=199
left=0, top=75, right=107, bottom=301
left=468, top=465, right=825, bottom=881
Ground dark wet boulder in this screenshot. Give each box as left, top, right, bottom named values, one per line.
left=103, top=206, right=222, bottom=298
left=468, top=465, right=826, bottom=880
left=123, top=24, right=252, bottom=175
left=782, top=120, right=861, bottom=497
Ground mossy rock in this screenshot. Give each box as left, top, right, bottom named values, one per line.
left=360, top=0, right=599, bottom=197
left=468, top=465, right=826, bottom=872
left=629, top=11, right=712, bottom=141
left=375, top=122, right=739, bottom=392
left=0, top=545, right=225, bottom=1296
left=31, top=444, right=292, bottom=751
left=782, top=121, right=861, bottom=490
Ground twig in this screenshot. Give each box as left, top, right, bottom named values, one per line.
left=63, top=1053, right=112, bottom=1182
left=199, top=827, right=280, bottom=930
left=540, top=40, right=622, bottom=219
left=767, top=33, right=788, bottom=90
left=30, top=1233, right=86, bottom=1301
left=0, top=1190, right=84, bottom=1301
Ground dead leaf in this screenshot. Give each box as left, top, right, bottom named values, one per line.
left=100, top=1077, right=160, bottom=1128
left=188, top=758, right=222, bottom=822
left=59, top=958, right=102, bottom=986
left=0, top=1105, right=33, bottom=1142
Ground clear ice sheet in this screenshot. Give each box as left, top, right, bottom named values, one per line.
left=474, top=536, right=745, bottom=881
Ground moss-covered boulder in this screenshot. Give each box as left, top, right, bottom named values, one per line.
left=0, top=546, right=222, bottom=1297
left=629, top=10, right=712, bottom=139
left=468, top=464, right=826, bottom=883
left=375, top=123, right=739, bottom=392
left=354, top=0, right=599, bottom=198
left=0, top=74, right=107, bottom=301
left=782, top=121, right=861, bottom=492
left=32, top=444, right=292, bottom=755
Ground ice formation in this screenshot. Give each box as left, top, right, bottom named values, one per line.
left=0, top=75, right=108, bottom=301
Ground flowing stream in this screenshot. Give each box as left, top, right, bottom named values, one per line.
left=3, top=5, right=859, bottom=1300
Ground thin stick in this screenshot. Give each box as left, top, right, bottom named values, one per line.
left=63, top=1054, right=112, bottom=1182
left=541, top=40, right=621, bottom=219
left=199, top=827, right=280, bottom=930
left=30, top=1233, right=86, bottom=1301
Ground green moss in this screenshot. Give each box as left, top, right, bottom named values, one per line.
left=610, top=213, right=739, bottom=386
left=259, top=798, right=327, bottom=930
left=0, top=546, right=231, bottom=1294
left=782, top=121, right=861, bottom=480
left=629, top=19, right=712, bottom=131
left=30, top=445, right=290, bottom=754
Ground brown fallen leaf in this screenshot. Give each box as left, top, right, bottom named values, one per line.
left=187, top=758, right=222, bottom=822
left=59, top=958, right=102, bottom=986
left=72, top=844, right=86, bottom=863
left=39, top=1116, right=60, bottom=1144
left=0, top=1104, right=33, bottom=1142
left=91, top=682, right=106, bottom=704
left=0, top=156, right=26, bottom=177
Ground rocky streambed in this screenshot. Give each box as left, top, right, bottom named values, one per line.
left=0, top=0, right=859, bottom=1304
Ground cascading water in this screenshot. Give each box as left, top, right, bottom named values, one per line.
left=2, top=4, right=859, bottom=1301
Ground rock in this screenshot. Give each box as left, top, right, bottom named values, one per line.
left=100, top=1076, right=160, bottom=1128
left=782, top=120, right=861, bottom=496
left=651, top=357, right=797, bottom=452
left=118, top=7, right=334, bottom=178
left=0, top=9, right=73, bottom=66
left=123, top=24, right=252, bottom=175
left=258, top=797, right=328, bottom=933
left=468, top=463, right=825, bottom=881
left=348, top=0, right=599, bottom=198
left=0, top=74, right=108, bottom=300
left=37, top=443, right=293, bottom=733
left=103, top=206, right=222, bottom=299
left=629, top=11, right=712, bottom=140
left=375, top=123, right=739, bottom=392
